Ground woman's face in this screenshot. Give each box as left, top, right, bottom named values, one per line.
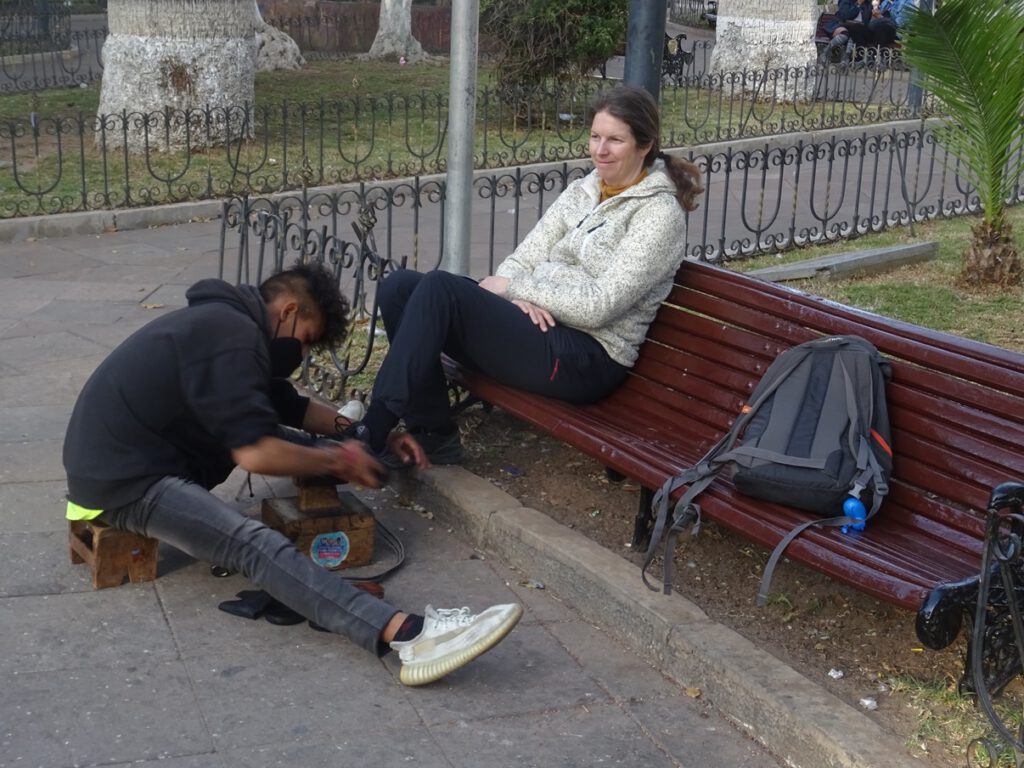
left=588, top=110, right=652, bottom=189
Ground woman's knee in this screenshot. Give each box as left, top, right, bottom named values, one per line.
left=378, top=268, right=424, bottom=314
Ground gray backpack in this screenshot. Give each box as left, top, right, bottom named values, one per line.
left=641, top=335, right=893, bottom=603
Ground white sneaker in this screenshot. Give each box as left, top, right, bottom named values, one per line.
left=391, top=603, right=523, bottom=686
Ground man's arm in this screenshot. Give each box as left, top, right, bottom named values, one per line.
left=301, top=399, right=431, bottom=469
left=231, top=435, right=385, bottom=487
left=302, top=398, right=351, bottom=436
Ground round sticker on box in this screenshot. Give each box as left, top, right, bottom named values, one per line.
left=310, top=531, right=350, bottom=568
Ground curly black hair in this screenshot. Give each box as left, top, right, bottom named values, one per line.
left=259, top=261, right=350, bottom=348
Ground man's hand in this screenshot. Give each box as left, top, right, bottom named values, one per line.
left=326, top=440, right=387, bottom=488
left=513, top=299, right=556, bottom=332
left=479, top=275, right=510, bottom=296
left=386, top=431, right=430, bottom=470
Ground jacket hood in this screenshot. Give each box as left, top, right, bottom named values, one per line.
left=185, top=278, right=268, bottom=336
left=581, top=161, right=677, bottom=204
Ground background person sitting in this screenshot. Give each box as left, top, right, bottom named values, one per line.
left=870, top=0, right=917, bottom=46
left=820, top=0, right=875, bottom=63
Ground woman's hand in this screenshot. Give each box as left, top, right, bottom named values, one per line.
left=479, top=276, right=510, bottom=296
left=386, top=431, right=430, bottom=470
left=513, top=300, right=556, bottom=332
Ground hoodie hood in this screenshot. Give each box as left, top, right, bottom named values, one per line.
left=185, top=278, right=268, bottom=337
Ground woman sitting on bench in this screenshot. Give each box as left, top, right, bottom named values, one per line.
left=351, top=85, right=704, bottom=466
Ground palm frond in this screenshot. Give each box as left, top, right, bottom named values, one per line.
left=901, top=0, right=1024, bottom=218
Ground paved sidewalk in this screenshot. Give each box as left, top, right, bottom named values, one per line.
left=0, top=221, right=920, bottom=768
left=0, top=223, right=780, bottom=768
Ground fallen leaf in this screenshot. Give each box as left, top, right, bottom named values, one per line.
left=141, top=303, right=164, bottom=310
left=684, top=687, right=702, bottom=699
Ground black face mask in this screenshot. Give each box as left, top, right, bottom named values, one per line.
left=269, top=315, right=305, bottom=378
left=269, top=336, right=304, bottom=378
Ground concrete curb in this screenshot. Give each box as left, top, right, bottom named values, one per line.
left=0, top=200, right=224, bottom=243
left=397, top=466, right=920, bottom=768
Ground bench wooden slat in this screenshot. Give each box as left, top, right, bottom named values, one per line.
left=448, top=259, right=1024, bottom=613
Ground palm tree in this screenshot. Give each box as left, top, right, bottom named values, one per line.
left=901, top=0, right=1024, bottom=287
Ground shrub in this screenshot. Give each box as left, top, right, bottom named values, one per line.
left=480, top=0, right=628, bottom=90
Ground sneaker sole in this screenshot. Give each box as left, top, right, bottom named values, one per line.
left=399, top=604, right=523, bottom=687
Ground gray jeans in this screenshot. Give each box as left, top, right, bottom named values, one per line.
left=99, top=475, right=398, bottom=655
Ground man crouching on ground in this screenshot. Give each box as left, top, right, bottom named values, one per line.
left=62, top=261, right=522, bottom=686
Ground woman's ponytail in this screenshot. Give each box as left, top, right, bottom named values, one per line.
left=660, top=153, right=704, bottom=213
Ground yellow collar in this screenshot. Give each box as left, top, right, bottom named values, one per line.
left=599, top=168, right=648, bottom=202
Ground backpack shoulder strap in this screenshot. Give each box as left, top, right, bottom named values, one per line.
left=641, top=342, right=818, bottom=594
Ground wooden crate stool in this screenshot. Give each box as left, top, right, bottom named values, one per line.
left=262, top=477, right=375, bottom=570
left=68, top=519, right=159, bottom=589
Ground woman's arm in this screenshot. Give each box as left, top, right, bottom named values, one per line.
left=494, top=181, right=587, bottom=279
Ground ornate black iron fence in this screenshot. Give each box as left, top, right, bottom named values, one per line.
left=0, top=26, right=104, bottom=92
left=218, top=191, right=407, bottom=400
left=216, top=122, right=1024, bottom=395
left=0, top=68, right=930, bottom=218
left=217, top=124, right=1024, bottom=281
left=0, top=0, right=71, bottom=51
left=667, top=0, right=715, bottom=28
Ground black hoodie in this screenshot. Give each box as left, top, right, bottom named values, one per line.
left=63, top=279, right=310, bottom=510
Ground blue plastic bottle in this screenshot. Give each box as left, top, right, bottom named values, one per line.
left=841, top=496, right=867, bottom=533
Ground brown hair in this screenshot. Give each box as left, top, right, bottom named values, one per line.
left=259, top=261, right=350, bottom=348
left=587, top=85, right=704, bottom=212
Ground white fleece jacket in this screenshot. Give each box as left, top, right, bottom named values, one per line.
left=495, top=165, right=687, bottom=367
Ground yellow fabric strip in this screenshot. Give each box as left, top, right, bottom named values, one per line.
left=66, top=500, right=104, bottom=521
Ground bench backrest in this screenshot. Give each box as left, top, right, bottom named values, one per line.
left=618, top=260, right=1024, bottom=568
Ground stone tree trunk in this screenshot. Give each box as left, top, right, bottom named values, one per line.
left=96, top=0, right=258, bottom=152
left=708, top=0, right=819, bottom=101
left=367, top=0, right=427, bottom=62
left=254, top=0, right=305, bottom=72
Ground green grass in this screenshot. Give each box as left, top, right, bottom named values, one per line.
left=736, top=207, right=1024, bottom=351
left=889, top=675, right=1023, bottom=765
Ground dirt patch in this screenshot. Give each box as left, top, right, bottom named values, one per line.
left=456, top=405, right=1019, bottom=767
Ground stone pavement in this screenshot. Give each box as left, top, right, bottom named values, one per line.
left=0, top=220, right=916, bottom=768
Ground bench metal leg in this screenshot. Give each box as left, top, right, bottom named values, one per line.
left=631, top=487, right=654, bottom=549
left=605, top=468, right=626, bottom=483
left=918, top=482, right=1024, bottom=760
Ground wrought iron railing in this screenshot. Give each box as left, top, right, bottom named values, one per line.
left=216, top=121, right=1024, bottom=396
left=0, top=66, right=931, bottom=218
left=214, top=124, right=1024, bottom=279
left=0, top=26, right=104, bottom=91
left=0, top=0, right=72, bottom=53
left=218, top=191, right=407, bottom=400
left=667, top=0, right=715, bottom=28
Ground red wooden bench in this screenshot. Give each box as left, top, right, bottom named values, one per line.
left=446, top=259, right=1024, bottom=677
